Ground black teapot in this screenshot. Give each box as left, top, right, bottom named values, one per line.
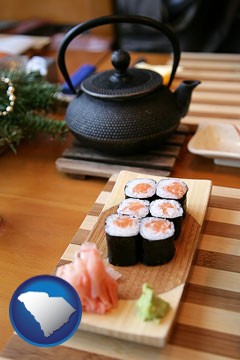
left=58, top=15, right=200, bottom=154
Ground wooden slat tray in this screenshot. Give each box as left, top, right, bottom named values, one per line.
left=2, top=176, right=240, bottom=359
left=56, top=126, right=188, bottom=178
left=59, top=170, right=212, bottom=348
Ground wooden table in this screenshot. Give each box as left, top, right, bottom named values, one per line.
left=0, top=50, right=240, bottom=358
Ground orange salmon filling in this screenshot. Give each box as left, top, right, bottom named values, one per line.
left=145, top=219, right=170, bottom=233
left=163, top=181, right=186, bottom=198
left=133, top=183, right=153, bottom=194
left=123, top=202, right=145, bottom=212
left=159, top=202, right=174, bottom=215
left=113, top=217, right=134, bottom=228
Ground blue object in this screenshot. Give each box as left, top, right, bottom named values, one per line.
left=9, top=275, right=82, bottom=347
left=61, top=64, right=96, bottom=94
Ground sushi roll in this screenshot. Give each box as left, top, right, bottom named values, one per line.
left=124, top=178, right=156, bottom=201
left=140, top=217, right=175, bottom=266
left=150, top=199, right=183, bottom=239
left=156, top=178, right=188, bottom=214
left=105, top=214, right=140, bottom=266
left=117, top=198, right=150, bottom=218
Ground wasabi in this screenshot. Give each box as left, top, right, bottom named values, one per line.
left=136, top=283, right=170, bottom=322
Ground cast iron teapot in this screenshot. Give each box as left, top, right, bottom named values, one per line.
left=58, top=15, right=200, bottom=154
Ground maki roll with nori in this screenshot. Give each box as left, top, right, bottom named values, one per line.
left=150, top=199, right=184, bottom=239
left=105, top=214, right=140, bottom=266
left=156, top=178, right=188, bottom=214
left=140, top=217, right=175, bottom=266
left=124, top=178, right=156, bottom=202
left=117, top=198, right=150, bottom=218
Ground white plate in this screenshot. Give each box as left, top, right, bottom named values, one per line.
left=188, top=123, right=240, bottom=167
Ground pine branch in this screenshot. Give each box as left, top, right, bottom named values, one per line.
left=0, top=119, right=23, bottom=153
left=0, top=69, right=69, bottom=153
left=17, top=112, right=68, bottom=139
left=8, top=70, right=60, bottom=111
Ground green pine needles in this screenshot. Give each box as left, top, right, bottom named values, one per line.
left=0, top=70, right=68, bottom=153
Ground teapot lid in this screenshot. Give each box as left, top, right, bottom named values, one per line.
left=81, top=49, right=163, bottom=99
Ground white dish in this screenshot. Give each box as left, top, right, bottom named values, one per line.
left=188, top=123, right=240, bottom=167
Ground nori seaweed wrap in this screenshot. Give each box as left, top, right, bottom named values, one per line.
left=140, top=217, right=175, bottom=266
left=105, top=214, right=140, bottom=266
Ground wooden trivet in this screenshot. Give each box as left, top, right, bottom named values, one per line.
left=56, top=125, right=189, bottom=178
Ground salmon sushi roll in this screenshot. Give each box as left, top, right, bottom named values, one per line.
left=124, top=178, right=156, bottom=201
left=150, top=199, right=183, bottom=239
left=140, top=217, right=175, bottom=266
left=156, top=178, right=188, bottom=214
left=105, top=214, right=140, bottom=266
left=117, top=198, right=150, bottom=218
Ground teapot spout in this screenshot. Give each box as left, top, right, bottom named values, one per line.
left=175, top=80, right=201, bottom=118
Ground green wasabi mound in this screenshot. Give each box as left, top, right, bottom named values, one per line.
left=136, top=283, right=170, bottom=322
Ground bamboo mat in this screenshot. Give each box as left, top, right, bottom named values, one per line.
left=2, top=173, right=240, bottom=360
left=177, top=52, right=240, bottom=127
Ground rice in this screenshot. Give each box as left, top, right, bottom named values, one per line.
left=124, top=178, right=156, bottom=200
left=140, top=217, right=175, bottom=241
left=117, top=198, right=150, bottom=218
left=105, top=214, right=140, bottom=237
left=156, top=178, right=188, bottom=200
left=150, top=199, right=183, bottom=218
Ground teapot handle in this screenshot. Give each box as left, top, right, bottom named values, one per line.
left=58, top=15, right=180, bottom=94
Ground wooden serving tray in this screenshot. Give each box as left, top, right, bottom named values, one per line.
left=61, top=170, right=212, bottom=348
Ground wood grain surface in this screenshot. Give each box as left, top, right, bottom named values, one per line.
left=2, top=173, right=239, bottom=359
